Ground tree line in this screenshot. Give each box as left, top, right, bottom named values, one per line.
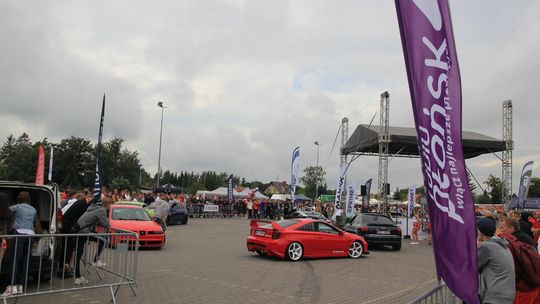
left=0, top=133, right=330, bottom=197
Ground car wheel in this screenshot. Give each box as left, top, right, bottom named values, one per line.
left=348, top=241, right=363, bottom=259
left=255, top=250, right=266, bottom=256
left=392, top=243, right=401, bottom=251
left=181, top=216, right=188, bottom=225
left=286, top=242, right=303, bottom=261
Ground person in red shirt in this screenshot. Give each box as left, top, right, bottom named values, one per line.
left=528, top=211, right=540, bottom=245
left=253, top=200, right=259, bottom=219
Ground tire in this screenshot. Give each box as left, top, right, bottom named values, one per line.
left=255, top=250, right=266, bottom=256
left=348, top=241, right=363, bottom=259
left=392, top=243, right=401, bottom=251
left=286, top=242, right=303, bottom=261
left=181, top=216, right=188, bottom=225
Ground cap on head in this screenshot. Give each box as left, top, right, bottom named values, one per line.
left=477, top=218, right=496, bottom=237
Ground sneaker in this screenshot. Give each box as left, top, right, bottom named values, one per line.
left=92, top=260, right=106, bottom=267
left=1, top=285, right=13, bottom=297
left=74, top=277, right=89, bottom=285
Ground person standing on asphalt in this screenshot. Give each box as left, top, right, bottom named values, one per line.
left=477, top=217, right=515, bottom=304
left=58, top=192, right=89, bottom=278
left=73, top=197, right=112, bottom=285
left=150, top=194, right=169, bottom=231
left=2, top=191, right=41, bottom=296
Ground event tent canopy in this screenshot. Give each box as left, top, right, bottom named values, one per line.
left=270, top=194, right=313, bottom=201
left=342, top=124, right=506, bottom=159
left=210, top=187, right=269, bottom=200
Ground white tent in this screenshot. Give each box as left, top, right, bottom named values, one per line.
left=210, top=187, right=269, bottom=200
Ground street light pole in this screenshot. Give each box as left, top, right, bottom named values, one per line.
left=157, top=101, right=166, bottom=188
left=314, top=141, right=320, bottom=199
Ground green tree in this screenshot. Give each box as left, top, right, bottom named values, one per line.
left=300, top=166, right=326, bottom=199
left=111, top=176, right=132, bottom=191
left=484, top=174, right=502, bottom=204
left=0, top=133, right=36, bottom=182
left=527, top=177, right=540, bottom=198
left=54, top=136, right=95, bottom=189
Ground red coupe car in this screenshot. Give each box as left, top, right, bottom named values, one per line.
left=108, top=204, right=165, bottom=249
left=247, top=219, right=368, bottom=261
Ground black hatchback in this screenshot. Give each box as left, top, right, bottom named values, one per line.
left=344, top=213, right=402, bottom=251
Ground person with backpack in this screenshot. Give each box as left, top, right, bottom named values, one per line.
left=499, top=217, right=540, bottom=303
left=57, top=192, right=89, bottom=278
left=477, top=217, right=516, bottom=303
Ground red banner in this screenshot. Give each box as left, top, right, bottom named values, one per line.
left=35, top=145, right=45, bottom=185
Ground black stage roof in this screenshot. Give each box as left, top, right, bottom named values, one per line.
left=342, top=124, right=506, bottom=159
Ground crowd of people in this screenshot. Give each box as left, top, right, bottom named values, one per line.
left=476, top=210, right=540, bottom=303
left=2, top=185, right=540, bottom=302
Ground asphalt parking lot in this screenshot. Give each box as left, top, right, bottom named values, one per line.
left=12, top=218, right=438, bottom=304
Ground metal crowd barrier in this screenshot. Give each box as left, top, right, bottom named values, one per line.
left=0, top=228, right=138, bottom=304
left=187, top=204, right=283, bottom=220
left=408, top=281, right=461, bottom=304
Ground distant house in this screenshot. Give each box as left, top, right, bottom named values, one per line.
left=264, top=181, right=290, bottom=196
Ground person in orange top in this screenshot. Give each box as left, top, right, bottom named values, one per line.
left=253, top=200, right=259, bottom=219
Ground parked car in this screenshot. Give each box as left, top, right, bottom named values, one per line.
left=343, top=213, right=402, bottom=251
left=108, top=204, right=165, bottom=249
left=0, top=181, right=61, bottom=284
left=285, top=211, right=331, bottom=223
left=247, top=219, right=368, bottom=261
left=167, top=202, right=188, bottom=225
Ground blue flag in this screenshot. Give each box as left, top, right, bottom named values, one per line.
left=93, top=94, right=106, bottom=201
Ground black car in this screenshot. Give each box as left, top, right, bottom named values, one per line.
left=285, top=211, right=331, bottom=223
left=167, top=202, right=188, bottom=225
left=344, top=213, right=402, bottom=250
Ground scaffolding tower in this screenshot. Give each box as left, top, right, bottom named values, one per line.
left=502, top=100, right=513, bottom=204
left=378, top=92, right=390, bottom=213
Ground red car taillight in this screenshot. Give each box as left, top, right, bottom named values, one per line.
left=57, top=208, right=63, bottom=232
left=272, top=230, right=281, bottom=239
left=395, top=226, right=402, bottom=235
left=357, top=225, right=369, bottom=233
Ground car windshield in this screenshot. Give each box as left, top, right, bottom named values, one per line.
left=276, top=219, right=300, bottom=228
left=112, top=208, right=151, bottom=221
left=359, top=214, right=395, bottom=226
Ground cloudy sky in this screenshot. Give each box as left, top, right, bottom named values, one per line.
left=1, top=0, right=539, bottom=194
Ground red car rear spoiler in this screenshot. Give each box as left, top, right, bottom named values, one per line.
left=249, top=220, right=283, bottom=230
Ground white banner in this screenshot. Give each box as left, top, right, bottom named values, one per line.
left=517, top=161, right=534, bottom=210
left=333, top=164, right=348, bottom=211
left=345, top=182, right=357, bottom=218
left=408, top=185, right=416, bottom=218
left=290, top=147, right=300, bottom=202
left=203, top=205, right=219, bottom=212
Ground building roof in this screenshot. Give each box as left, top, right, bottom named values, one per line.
left=342, top=124, right=506, bottom=159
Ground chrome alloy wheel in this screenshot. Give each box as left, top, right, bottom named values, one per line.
left=287, top=242, right=303, bottom=261
left=348, top=241, right=363, bottom=258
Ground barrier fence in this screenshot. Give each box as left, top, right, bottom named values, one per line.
left=408, top=281, right=461, bottom=304
left=0, top=228, right=138, bottom=304
left=187, top=203, right=284, bottom=220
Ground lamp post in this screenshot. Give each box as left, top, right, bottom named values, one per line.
left=157, top=101, right=166, bottom=188
left=314, top=141, right=320, bottom=199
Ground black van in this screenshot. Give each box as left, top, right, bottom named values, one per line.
left=0, top=181, right=60, bottom=283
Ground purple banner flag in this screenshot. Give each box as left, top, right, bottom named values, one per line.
left=395, top=1, right=478, bottom=303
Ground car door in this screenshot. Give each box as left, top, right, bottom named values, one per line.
left=294, top=222, right=320, bottom=256
left=316, top=222, right=347, bottom=256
